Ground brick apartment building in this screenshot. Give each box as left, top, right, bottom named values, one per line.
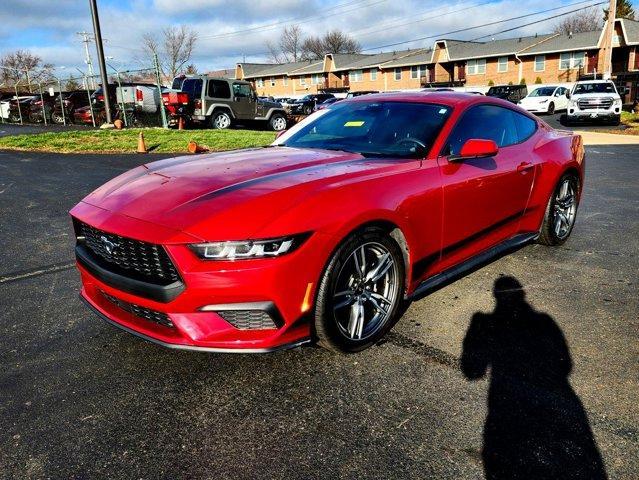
left=232, top=18, right=639, bottom=102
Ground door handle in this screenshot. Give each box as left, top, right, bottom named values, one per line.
left=517, top=161, right=533, bottom=173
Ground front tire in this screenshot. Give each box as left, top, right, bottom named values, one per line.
left=210, top=110, right=232, bottom=129
left=547, top=102, right=555, bottom=115
left=302, top=104, right=312, bottom=115
left=538, top=173, right=579, bottom=246
left=314, top=227, right=405, bottom=353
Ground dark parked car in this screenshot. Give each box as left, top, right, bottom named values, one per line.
left=486, top=84, right=528, bottom=103
left=346, top=90, right=379, bottom=98
left=7, top=96, right=38, bottom=122
left=52, top=90, right=91, bottom=124
left=289, top=93, right=335, bottom=115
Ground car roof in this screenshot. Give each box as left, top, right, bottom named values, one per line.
left=348, top=91, right=519, bottom=109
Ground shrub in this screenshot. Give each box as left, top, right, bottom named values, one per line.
left=488, top=79, right=494, bottom=86
left=520, top=78, right=527, bottom=85
left=535, top=76, right=543, bottom=84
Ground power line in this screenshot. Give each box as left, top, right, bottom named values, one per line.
left=470, top=2, right=606, bottom=39
left=360, top=0, right=606, bottom=51
left=198, top=0, right=388, bottom=40
left=351, top=0, right=494, bottom=37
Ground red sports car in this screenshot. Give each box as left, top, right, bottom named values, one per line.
left=71, top=92, right=584, bottom=353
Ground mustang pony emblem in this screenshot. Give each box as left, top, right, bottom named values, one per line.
left=100, top=235, right=119, bottom=255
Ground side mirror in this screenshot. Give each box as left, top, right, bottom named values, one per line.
left=450, top=139, right=498, bottom=161
left=565, top=92, right=571, bottom=99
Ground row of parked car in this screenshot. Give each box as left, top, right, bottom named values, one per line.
left=0, top=82, right=163, bottom=126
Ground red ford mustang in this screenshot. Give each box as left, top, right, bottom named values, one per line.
left=71, top=92, right=584, bottom=353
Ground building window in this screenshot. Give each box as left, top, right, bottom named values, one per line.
left=534, top=55, right=546, bottom=72
left=394, top=68, right=402, bottom=80
left=299, top=76, right=306, bottom=86
left=559, top=52, right=586, bottom=70
left=269, top=77, right=276, bottom=87
left=410, top=65, right=426, bottom=79
left=467, top=59, right=486, bottom=75
left=349, top=70, right=363, bottom=82
left=283, top=76, right=288, bottom=86
left=370, top=68, right=378, bottom=80
left=311, top=73, right=322, bottom=85
left=256, top=78, right=264, bottom=87
left=497, top=56, right=508, bottom=73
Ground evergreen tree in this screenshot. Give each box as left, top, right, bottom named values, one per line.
left=604, top=0, right=636, bottom=20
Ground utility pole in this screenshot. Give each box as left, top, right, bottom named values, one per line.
left=602, top=0, right=617, bottom=79
left=76, top=31, right=96, bottom=88
left=88, top=0, right=113, bottom=125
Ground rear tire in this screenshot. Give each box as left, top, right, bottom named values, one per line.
left=538, top=173, right=579, bottom=246
left=314, top=227, right=406, bottom=353
left=210, top=110, right=232, bottom=129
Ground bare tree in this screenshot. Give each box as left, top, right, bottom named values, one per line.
left=300, top=36, right=325, bottom=60
left=142, top=25, right=198, bottom=80
left=301, top=30, right=361, bottom=60
left=0, top=50, right=54, bottom=89
left=323, top=30, right=361, bottom=55
left=554, top=8, right=601, bottom=35
left=267, top=25, right=304, bottom=63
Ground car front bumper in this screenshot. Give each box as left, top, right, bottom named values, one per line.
left=71, top=203, right=331, bottom=352
left=567, top=107, right=621, bottom=119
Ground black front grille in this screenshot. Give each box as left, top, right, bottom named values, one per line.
left=217, top=310, right=277, bottom=330
left=577, top=97, right=613, bottom=110
left=100, top=290, right=174, bottom=328
left=77, top=221, right=180, bottom=286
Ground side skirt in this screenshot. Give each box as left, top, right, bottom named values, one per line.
left=408, top=232, right=538, bottom=302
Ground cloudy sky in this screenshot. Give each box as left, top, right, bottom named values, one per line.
left=0, top=0, right=616, bottom=76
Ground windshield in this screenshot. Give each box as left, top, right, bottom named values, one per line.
left=488, top=87, right=512, bottom=95
left=529, top=87, right=556, bottom=97
left=574, top=82, right=616, bottom=94
left=275, top=101, right=451, bottom=158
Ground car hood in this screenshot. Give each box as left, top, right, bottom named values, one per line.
left=80, top=147, right=409, bottom=240
left=520, top=96, right=550, bottom=103
left=571, top=92, right=619, bottom=98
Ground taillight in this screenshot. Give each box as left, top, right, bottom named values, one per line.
left=33, top=100, right=43, bottom=106
left=194, top=99, right=202, bottom=109
left=135, top=88, right=143, bottom=102
left=97, top=94, right=104, bottom=102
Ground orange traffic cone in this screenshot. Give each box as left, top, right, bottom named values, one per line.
left=187, top=141, right=210, bottom=154
left=178, top=116, right=185, bottom=130
left=137, top=132, right=148, bottom=154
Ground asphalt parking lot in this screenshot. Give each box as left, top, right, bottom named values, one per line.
left=0, top=147, right=637, bottom=479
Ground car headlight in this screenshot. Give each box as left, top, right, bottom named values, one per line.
left=613, top=98, right=622, bottom=106
left=189, top=234, right=310, bottom=260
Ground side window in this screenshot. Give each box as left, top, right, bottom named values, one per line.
left=207, top=80, right=231, bottom=99
left=512, top=111, right=537, bottom=143
left=232, top=83, right=252, bottom=98
left=445, top=105, right=518, bottom=155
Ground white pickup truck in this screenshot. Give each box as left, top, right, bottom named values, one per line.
left=566, top=80, right=623, bottom=125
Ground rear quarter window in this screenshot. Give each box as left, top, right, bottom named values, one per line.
left=207, top=80, right=231, bottom=99
left=513, top=111, right=537, bottom=142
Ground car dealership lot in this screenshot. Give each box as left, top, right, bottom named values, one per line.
left=0, top=148, right=637, bottom=478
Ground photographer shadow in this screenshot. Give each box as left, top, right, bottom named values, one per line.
left=461, top=276, right=607, bottom=480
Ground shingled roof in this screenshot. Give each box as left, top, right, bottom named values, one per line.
left=519, top=30, right=602, bottom=55
left=618, top=18, right=639, bottom=45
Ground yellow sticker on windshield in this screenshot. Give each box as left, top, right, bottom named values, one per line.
left=344, top=120, right=365, bottom=127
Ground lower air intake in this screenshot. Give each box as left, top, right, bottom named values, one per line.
left=100, top=290, right=173, bottom=329
left=216, top=310, right=277, bottom=330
